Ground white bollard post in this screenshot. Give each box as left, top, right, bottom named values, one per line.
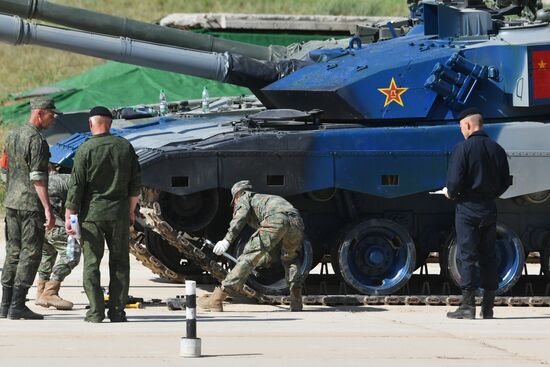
left=179, top=280, right=201, bottom=357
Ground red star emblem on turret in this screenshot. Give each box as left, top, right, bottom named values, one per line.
left=378, top=77, right=409, bottom=107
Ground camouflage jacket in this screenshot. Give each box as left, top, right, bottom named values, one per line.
left=48, top=173, right=70, bottom=226
left=224, top=191, right=297, bottom=244
left=65, top=133, right=141, bottom=221
left=3, top=123, right=49, bottom=211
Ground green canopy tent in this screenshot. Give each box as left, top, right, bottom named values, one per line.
left=0, top=61, right=250, bottom=125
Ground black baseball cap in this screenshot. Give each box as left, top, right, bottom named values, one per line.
left=457, top=107, right=482, bottom=121
left=89, top=106, right=113, bottom=119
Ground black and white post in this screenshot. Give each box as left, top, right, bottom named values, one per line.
left=180, top=280, right=201, bottom=357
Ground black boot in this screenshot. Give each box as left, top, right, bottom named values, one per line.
left=480, top=290, right=495, bottom=319
left=7, top=287, right=44, bottom=320
left=447, top=290, right=476, bottom=319
left=0, top=286, right=13, bottom=318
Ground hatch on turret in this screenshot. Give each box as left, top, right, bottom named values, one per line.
left=423, top=2, right=493, bottom=38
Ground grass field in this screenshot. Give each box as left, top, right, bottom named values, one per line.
left=0, top=0, right=409, bottom=101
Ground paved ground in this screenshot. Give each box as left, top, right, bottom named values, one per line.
left=1, top=239, right=550, bottom=366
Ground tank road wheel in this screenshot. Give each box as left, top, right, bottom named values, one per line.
left=443, top=223, right=525, bottom=295
left=144, top=228, right=205, bottom=278
left=158, top=189, right=218, bottom=233
left=232, top=236, right=313, bottom=296
left=540, top=243, right=550, bottom=282
left=524, top=190, right=550, bottom=204
left=337, top=219, right=416, bottom=295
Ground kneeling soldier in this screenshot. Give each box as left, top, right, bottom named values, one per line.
left=199, top=180, right=305, bottom=312
left=35, top=172, right=81, bottom=310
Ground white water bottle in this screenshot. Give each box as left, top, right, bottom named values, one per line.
left=66, top=235, right=76, bottom=262
left=201, top=86, right=210, bottom=113
left=159, top=89, right=168, bottom=116
left=70, top=214, right=81, bottom=239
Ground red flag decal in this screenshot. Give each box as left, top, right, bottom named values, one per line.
left=532, top=50, right=550, bottom=100
left=1, top=150, right=7, bottom=170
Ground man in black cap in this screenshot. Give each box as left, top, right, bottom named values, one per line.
left=64, top=106, right=141, bottom=323
left=445, top=108, right=510, bottom=320
left=0, top=97, right=59, bottom=320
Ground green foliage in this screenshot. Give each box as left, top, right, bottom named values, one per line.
left=55, top=0, right=408, bottom=19
left=0, top=0, right=408, bottom=101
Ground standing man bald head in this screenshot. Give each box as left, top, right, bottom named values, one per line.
left=65, top=106, right=141, bottom=323
left=0, top=97, right=60, bottom=320
left=445, top=107, right=511, bottom=320
left=458, top=109, right=484, bottom=139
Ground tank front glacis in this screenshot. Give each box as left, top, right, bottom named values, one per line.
left=26, top=0, right=550, bottom=302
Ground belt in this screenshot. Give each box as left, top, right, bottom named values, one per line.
left=460, top=192, right=496, bottom=202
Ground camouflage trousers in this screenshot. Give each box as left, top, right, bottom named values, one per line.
left=81, top=220, right=130, bottom=322
left=37, top=226, right=81, bottom=282
left=1, top=208, right=45, bottom=289
left=222, top=212, right=305, bottom=292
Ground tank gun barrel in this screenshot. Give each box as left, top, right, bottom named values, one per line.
left=0, top=14, right=281, bottom=90
left=0, top=0, right=285, bottom=60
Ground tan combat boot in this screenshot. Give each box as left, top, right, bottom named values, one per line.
left=36, top=280, right=73, bottom=310
left=35, top=279, right=47, bottom=307
left=289, top=287, right=303, bottom=312
left=198, top=287, right=228, bottom=312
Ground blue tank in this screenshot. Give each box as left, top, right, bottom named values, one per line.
left=2, top=0, right=549, bottom=303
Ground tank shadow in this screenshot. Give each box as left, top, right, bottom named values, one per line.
left=490, top=315, right=550, bottom=320
left=297, top=306, right=387, bottom=312
left=198, top=317, right=300, bottom=322
left=208, top=304, right=388, bottom=313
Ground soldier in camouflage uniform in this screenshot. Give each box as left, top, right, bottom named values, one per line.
left=199, top=180, right=305, bottom=312
left=65, top=106, right=141, bottom=323
left=35, top=172, right=81, bottom=310
left=0, top=97, right=59, bottom=320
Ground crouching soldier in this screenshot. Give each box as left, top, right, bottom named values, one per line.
left=199, top=180, right=305, bottom=312
left=35, top=172, right=81, bottom=310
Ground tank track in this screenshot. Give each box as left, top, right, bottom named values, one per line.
left=129, top=226, right=185, bottom=283
left=288, top=295, right=550, bottom=307
left=137, top=186, right=550, bottom=307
